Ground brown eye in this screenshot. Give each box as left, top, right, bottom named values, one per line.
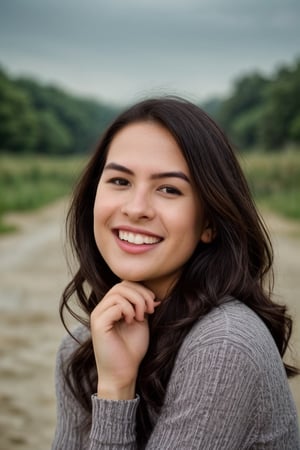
left=108, top=177, right=130, bottom=186
left=159, top=186, right=182, bottom=196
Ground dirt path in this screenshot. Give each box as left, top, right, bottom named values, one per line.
left=0, top=200, right=69, bottom=450
left=0, top=201, right=299, bottom=450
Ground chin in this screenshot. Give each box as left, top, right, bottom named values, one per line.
left=111, top=268, right=147, bottom=283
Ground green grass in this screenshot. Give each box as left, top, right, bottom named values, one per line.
left=0, top=221, right=17, bottom=234
left=0, top=151, right=299, bottom=234
left=240, top=150, right=300, bottom=220
left=0, top=154, right=84, bottom=232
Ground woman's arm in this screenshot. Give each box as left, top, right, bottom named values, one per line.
left=52, top=332, right=91, bottom=450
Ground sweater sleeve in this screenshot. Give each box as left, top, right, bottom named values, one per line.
left=89, top=395, right=139, bottom=449
left=145, top=339, right=260, bottom=450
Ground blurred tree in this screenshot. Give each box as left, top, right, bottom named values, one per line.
left=231, top=106, right=265, bottom=148
left=16, top=78, right=119, bottom=153
left=289, top=114, right=300, bottom=142
left=215, top=58, right=300, bottom=150
left=35, top=111, right=72, bottom=154
left=217, top=72, right=268, bottom=144
left=0, top=68, right=38, bottom=153
left=1, top=55, right=299, bottom=155
left=259, top=60, right=300, bottom=149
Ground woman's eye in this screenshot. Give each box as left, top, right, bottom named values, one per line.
left=108, top=177, right=129, bottom=186
left=159, top=186, right=182, bottom=196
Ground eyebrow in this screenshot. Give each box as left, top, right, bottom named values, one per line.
left=104, top=162, right=191, bottom=183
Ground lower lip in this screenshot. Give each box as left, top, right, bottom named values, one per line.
left=114, top=234, right=161, bottom=254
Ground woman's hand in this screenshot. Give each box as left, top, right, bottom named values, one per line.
left=90, top=281, right=160, bottom=400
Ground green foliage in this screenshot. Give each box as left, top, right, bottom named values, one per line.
left=218, top=73, right=268, bottom=131
left=1, top=55, right=300, bottom=155
left=210, top=57, right=300, bottom=150
left=216, top=73, right=268, bottom=148
left=289, top=114, right=300, bottom=141
left=0, top=154, right=84, bottom=232
left=16, top=78, right=119, bottom=154
left=0, top=154, right=84, bottom=215
left=260, top=62, right=300, bottom=149
left=0, top=154, right=83, bottom=234
left=36, top=110, right=72, bottom=154
left=241, top=150, right=300, bottom=219
left=0, top=70, right=39, bottom=152
left=231, top=106, right=265, bottom=148
left=0, top=66, right=120, bottom=155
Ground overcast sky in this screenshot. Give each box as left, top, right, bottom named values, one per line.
left=1, top=0, right=299, bottom=106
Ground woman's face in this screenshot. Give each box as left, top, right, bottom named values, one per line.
left=93, top=121, right=208, bottom=298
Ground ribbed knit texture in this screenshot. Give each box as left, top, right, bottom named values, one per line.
left=52, top=301, right=300, bottom=449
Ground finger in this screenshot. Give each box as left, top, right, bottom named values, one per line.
left=119, top=287, right=148, bottom=321
left=97, top=285, right=150, bottom=321
left=120, top=282, right=157, bottom=315
left=122, top=281, right=156, bottom=302
left=91, top=297, right=136, bottom=331
left=111, top=299, right=136, bottom=325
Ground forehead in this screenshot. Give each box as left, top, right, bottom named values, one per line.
left=106, top=121, right=189, bottom=171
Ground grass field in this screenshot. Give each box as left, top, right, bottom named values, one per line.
left=0, top=151, right=299, bottom=233
left=241, top=150, right=300, bottom=220
left=0, top=155, right=85, bottom=233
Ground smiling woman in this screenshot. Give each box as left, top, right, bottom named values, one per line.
left=52, top=97, right=300, bottom=449
left=93, top=121, right=207, bottom=297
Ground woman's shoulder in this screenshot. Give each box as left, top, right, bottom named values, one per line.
left=170, top=300, right=291, bottom=408
left=190, top=299, right=273, bottom=340
left=182, top=299, right=281, bottom=367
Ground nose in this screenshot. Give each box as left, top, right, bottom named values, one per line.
left=120, top=188, right=155, bottom=221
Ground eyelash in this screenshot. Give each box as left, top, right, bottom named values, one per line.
left=107, top=178, right=182, bottom=196
left=159, top=186, right=182, bottom=196
left=108, top=177, right=129, bottom=186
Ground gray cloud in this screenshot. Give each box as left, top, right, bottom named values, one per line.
left=0, top=0, right=299, bottom=104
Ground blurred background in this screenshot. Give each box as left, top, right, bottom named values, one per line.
left=0, top=0, right=299, bottom=449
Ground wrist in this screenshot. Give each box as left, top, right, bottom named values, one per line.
left=97, top=382, right=136, bottom=400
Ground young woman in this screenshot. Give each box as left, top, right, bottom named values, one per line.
left=52, top=97, right=300, bottom=449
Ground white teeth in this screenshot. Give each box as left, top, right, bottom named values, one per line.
left=118, top=230, right=160, bottom=245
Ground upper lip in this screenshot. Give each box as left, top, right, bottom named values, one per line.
left=113, top=225, right=163, bottom=239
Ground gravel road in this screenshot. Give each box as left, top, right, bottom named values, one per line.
left=0, top=200, right=299, bottom=450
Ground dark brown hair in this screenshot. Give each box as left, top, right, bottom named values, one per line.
left=60, top=97, right=297, bottom=446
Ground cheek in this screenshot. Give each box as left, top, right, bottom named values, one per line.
left=93, top=196, right=102, bottom=219
left=93, top=186, right=111, bottom=223
left=93, top=194, right=110, bottom=253
left=94, top=206, right=109, bottom=232
left=172, top=201, right=203, bottom=237
left=93, top=195, right=102, bottom=226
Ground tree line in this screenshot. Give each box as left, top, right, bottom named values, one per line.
left=0, top=67, right=119, bottom=154
left=0, top=57, right=299, bottom=154
left=202, top=57, right=300, bottom=150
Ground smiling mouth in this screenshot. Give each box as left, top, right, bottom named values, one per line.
left=118, top=230, right=162, bottom=245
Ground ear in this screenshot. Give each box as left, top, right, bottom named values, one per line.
left=200, top=221, right=216, bottom=244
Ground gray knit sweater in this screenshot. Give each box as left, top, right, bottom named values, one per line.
left=52, top=301, right=300, bottom=449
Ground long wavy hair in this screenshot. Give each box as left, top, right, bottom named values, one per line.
left=60, top=97, right=297, bottom=447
